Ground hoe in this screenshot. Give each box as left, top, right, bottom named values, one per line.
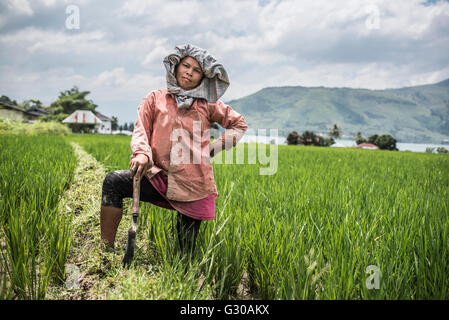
left=122, top=174, right=141, bottom=267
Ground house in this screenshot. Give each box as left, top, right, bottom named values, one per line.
left=95, top=111, right=112, bottom=134
left=62, top=109, right=112, bottom=134
left=24, top=107, right=50, bottom=121
left=0, top=103, right=28, bottom=121
left=352, top=143, right=379, bottom=150
left=0, top=103, right=48, bottom=122
left=62, top=110, right=102, bottom=133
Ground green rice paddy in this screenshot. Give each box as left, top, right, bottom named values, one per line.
left=1, top=133, right=448, bottom=299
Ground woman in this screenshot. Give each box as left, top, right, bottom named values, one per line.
left=100, top=44, right=248, bottom=254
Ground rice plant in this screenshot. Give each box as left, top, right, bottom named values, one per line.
left=67, top=134, right=449, bottom=299
left=0, top=135, right=77, bottom=299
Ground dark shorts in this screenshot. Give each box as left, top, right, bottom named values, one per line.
left=101, top=169, right=202, bottom=252
left=101, top=169, right=166, bottom=209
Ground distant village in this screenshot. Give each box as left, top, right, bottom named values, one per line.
left=0, top=88, right=134, bottom=135
left=1, top=88, right=448, bottom=154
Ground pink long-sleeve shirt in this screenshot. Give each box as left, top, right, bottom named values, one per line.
left=130, top=89, right=248, bottom=202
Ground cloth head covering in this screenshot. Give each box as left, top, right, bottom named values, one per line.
left=163, top=44, right=230, bottom=108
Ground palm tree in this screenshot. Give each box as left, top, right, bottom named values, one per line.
left=329, top=123, right=342, bottom=139
left=355, top=131, right=367, bottom=145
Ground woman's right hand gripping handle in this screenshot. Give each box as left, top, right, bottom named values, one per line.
left=129, top=154, right=153, bottom=179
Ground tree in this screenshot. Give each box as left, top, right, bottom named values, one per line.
left=129, top=122, right=134, bottom=132
left=29, top=99, right=43, bottom=108
left=111, top=116, right=119, bottom=131
left=123, top=122, right=129, bottom=131
left=40, top=113, right=70, bottom=123
left=286, top=131, right=301, bottom=145
left=437, top=147, right=449, bottom=154
left=286, top=130, right=335, bottom=147
left=368, top=134, right=379, bottom=145
left=39, top=86, right=99, bottom=127
left=355, top=131, right=367, bottom=145
left=0, top=95, right=18, bottom=107
left=302, top=130, right=317, bottom=146
left=374, top=134, right=398, bottom=151
left=48, top=86, right=98, bottom=116
left=318, top=136, right=335, bottom=147
left=19, top=99, right=44, bottom=111
left=329, top=123, right=342, bottom=139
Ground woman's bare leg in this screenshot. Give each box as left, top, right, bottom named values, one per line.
left=100, top=205, right=123, bottom=248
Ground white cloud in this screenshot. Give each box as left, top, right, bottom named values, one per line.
left=0, top=64, right=164, bottom=103
left=117, top=0, right=204, bottom=28
left=89, top=68, right=165, bottom=99
left=142, top=39, right=171, bottom=66
left=0, top=27, right=105, bottom=54
left=407, top=64, right=449, bottom=87
left=90, top=67, right=127, bottom=87
left=7, top=0, right=33, bottom=16
left=39, top=0, right=57, bottom=7
left=1, top=0, right=449, bottom=123
left=225, top=60, right=449, bottom=102
left=0, top=14, right=6, bottom=29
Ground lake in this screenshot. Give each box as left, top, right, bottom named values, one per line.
left=239, top=134, right=449, bottom=153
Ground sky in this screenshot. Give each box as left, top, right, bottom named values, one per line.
left=1, top=0, right=449, bottom=125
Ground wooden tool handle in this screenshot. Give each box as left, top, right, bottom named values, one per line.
left=132, top=174, right=141, bottom=215
left=123, top=174, right=141, bottom=267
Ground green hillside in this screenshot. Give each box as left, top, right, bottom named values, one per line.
left=226, top=78, right=449, bottom=144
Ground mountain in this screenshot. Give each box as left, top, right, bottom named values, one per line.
left=225, top=78, right=449, bottom=144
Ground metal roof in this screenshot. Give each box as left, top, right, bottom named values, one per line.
left=95, top=111, right=112, bottom=121
left=62, top=110, right=103, bottom=124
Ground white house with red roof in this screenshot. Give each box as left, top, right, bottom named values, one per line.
left=62, top=110, right=112, bottom=134
left=95, top=111, right=112, bottom=134
left=352, top=143, right=379, bottom=150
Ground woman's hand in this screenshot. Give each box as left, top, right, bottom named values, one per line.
left=129, top=154, right=153, bottom=179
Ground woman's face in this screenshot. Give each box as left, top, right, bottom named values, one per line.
left=175, top=56, right=204, bottom=90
